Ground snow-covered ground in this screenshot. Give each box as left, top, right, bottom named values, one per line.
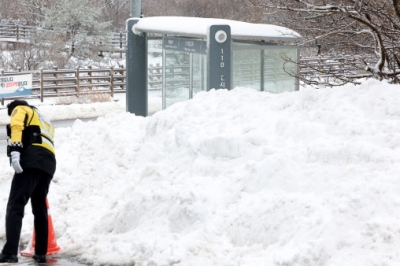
left=0, top=79, right=400, bottom=266
left=0, top=97, right=125, bottom=125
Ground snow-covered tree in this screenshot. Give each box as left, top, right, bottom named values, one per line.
left=0, top=0, right=58, bottom=25
left=103, top=0, right=130, bottom=29
left=42, top=0, right=112, bottom=59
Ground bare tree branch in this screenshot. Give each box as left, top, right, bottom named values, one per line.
left=245, top=0, right=400, bottom=83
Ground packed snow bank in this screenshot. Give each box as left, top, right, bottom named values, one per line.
left=0, top=79, right=400, bottom=265
left=0, top=100, right=125, bottom=125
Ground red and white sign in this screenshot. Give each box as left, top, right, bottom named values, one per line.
left=0, top=74, right=33, bottom=94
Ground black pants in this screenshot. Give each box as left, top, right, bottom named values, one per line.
left=2, top=168, right=52, bottom=256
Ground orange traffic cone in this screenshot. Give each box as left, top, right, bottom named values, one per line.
left=20, top=198, right=61, bottom=257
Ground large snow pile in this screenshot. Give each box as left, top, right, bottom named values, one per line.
left=0, top=79, right=400, bottom=265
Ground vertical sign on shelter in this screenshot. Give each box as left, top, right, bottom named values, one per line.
left=207, top=25, right=231, bottom=91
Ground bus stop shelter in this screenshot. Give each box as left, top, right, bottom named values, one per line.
left=126, top=16, right=301, bottom=116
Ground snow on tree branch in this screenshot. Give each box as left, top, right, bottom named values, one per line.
left=247, top=0, right=400, bottom=83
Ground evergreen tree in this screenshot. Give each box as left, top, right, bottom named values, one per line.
left=42, top=0, right=112, bottom=60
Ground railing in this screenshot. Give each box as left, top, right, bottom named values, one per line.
left=0, top=67, right=126, bottom=105
left=148, top=63, right=190, bottom=89
left=0, top=23, right=37, bottom=41
left=0, top=55, right=365, bottom=105
left=299, top=55, right=365, bottom=85
left=147, top=55, right=363, bottom=89
left=0, top=22, right=126, bottom=50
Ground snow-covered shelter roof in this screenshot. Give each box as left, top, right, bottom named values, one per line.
left=132, top=16, right=301, bottom=42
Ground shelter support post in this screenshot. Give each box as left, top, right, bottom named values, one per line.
left=130, top=0, right=141, bottom=17
left=126, top=18, right=148, bottom=116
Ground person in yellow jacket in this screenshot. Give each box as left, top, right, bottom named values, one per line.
left=0, top=100, right=56, bottom=264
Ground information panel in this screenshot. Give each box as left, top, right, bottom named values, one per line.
left=163, top=37, right=207, bottom=54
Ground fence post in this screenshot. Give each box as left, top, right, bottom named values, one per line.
left=110, top=67, right=114, bottom=98
left=171, top=65, right=175, bottom=88
left=16, top=25, right=19, bottom=40
left=76, top=68, right=80, bottom=97
left=120, top=32, right=123, bottom=59
left=88, top=66, right=93, bottom=89
left=40, top=69, right=44, bottom=102
left=156, top=63, right=162, bottom=89
left=340, top=58, right=344, bottom=73
left=53, top=66, right=58, bottom=89
left=120, top=65, right=125, bottom=90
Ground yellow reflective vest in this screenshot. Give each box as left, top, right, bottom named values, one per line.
left=10, top=105, right=55, bottom=155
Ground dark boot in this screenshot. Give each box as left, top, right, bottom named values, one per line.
left=0, top=253, right=18, bottom=263
left=33, top=254, right=46, bottom=263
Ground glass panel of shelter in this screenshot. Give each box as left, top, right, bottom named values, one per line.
left=152, top=37, right=298, bottom=113
left=263, top=47, right=297, bottom=93
left=232, top=41, right=298, bottom=93
left=192, top=53, right=207, bottom=97
left=163, top=39, right=207, bottom=109
left=232, top=47, right=262, bottom=91
left=148, top=38, right=163, bottom=114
